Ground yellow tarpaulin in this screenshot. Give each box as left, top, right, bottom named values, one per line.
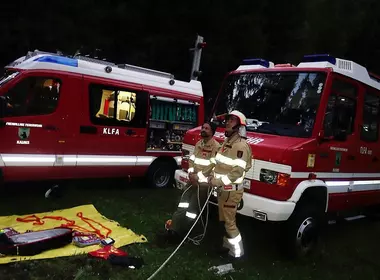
left=0, top=204, right=147, bottom=264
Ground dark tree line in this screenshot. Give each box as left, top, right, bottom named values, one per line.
left=1, top=0, right=380, bottom=117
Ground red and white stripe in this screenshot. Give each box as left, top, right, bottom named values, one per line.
left=180, top=144, right=380, bottom=195
left=0, top=154, right=158, bottom=167
left=247, top=159, right=380, bottom=194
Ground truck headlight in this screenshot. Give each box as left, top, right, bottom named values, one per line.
left=259, top=169, right=290, bottom=187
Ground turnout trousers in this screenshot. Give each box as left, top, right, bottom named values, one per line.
left=170, top=182, right=210, bottom=237
left=217, top=188, right=245, bottom=258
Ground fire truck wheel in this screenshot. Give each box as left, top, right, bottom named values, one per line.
left=147, top=160, right=175, bottom=188
left=281, top=201, right=321, bottom=259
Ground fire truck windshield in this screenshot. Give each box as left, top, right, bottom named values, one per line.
left=214, top=71, right=327, bottom=138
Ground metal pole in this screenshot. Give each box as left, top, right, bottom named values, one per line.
left=190, top=35, right=205, bottom=81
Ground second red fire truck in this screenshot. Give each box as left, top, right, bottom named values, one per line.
left=175, top=54, right=380, bottom=257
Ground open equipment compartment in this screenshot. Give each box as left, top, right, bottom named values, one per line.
left=147, top=96, right=198, bottom=151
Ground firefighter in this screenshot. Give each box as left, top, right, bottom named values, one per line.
left=208, top=110, right=252, bottom=259
left=156, top=121, right=220, bottom=246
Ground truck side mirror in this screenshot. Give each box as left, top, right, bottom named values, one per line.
left=0, top=96, right=6, bottom=118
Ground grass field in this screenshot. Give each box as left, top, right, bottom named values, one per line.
left=0, top=179, right=379, bottom=280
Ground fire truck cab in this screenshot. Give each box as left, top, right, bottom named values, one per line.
left=0, top=47, right=204, bottom=188
left=175, top=54, right=380, bottom=257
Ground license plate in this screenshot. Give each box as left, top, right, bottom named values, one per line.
left=243, top=179, right=250, bottom=189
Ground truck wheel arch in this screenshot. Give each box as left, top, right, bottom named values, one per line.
left=146, top=156, right=179, bottom=188
left=288, top=180, right=329, bottom=213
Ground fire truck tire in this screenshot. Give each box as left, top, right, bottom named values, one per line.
left=146, top=159, right=175, bottom=188
left=280, top=200, right=322, bottom=259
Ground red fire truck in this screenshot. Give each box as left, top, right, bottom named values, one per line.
left=0, top=36, right=206, bottom=188
left=175, top=54, right=380, bottom=257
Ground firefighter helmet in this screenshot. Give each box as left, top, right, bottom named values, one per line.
left=227, top=110, right=247, bottom=126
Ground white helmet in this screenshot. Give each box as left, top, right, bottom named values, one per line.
left=227, top=110, right=247, bottom=126
left=226, top=110, right=247, bottom=138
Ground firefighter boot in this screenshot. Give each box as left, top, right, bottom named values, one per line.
left=222, top=233, right=244, bottom=259
left=155, top=229, right=182, bottom=248
left=155, top=220, right=182, bottom=248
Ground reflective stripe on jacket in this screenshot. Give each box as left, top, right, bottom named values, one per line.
left=188, top=138, right=221, bottom=182
left=211, top=132, right=252, bottom=188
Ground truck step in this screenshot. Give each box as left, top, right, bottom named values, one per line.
left=328, top=214, right=367, bottom=225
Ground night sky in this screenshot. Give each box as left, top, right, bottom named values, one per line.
left=2, top=0, right=380, bottom=117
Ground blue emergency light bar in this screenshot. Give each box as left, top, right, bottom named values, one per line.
left=241, top=58, right=270, bottom=68
left=34, top=55, right=78, bottom=67
left=302, top=54, right=336, bottom=65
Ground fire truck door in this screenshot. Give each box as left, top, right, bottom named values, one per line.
left=350, top=89, right=380, bottom=207
left=0, top=73, right=65, bottom=179
left=73, top=80, right=148, bottom=177
left=316, top=77, right=359, bottom=211
left=355, top=90, right=380, bottom=173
